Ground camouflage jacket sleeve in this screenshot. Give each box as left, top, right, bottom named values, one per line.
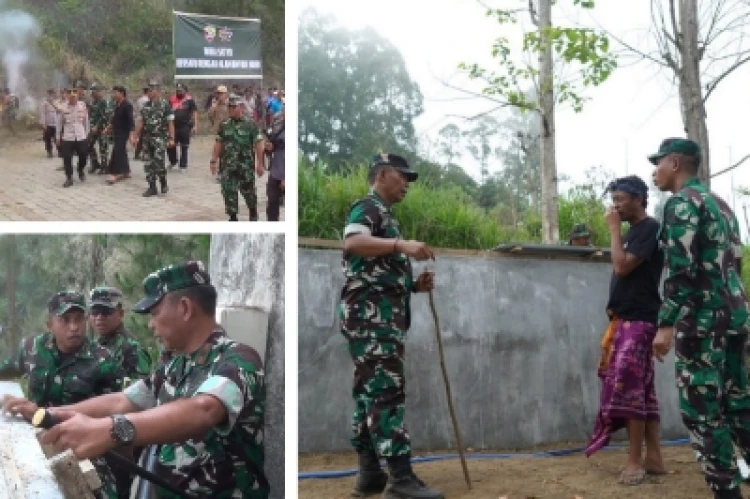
left=123, top=353, right=170, bottom=410
left=658, top=195, right=700, bottom=327
left=730, top=210, right=744, bottom=266
left=195, top=344, right=263, bottom=436
left=344, top=198, right=382, bottom=238
left=121, top=342, right=152, bottom=382
left=95, top=352, right=125, bottom=395
left=162, top=101, right=175, bottom=123
left=0, top=337, right=26, bottom=378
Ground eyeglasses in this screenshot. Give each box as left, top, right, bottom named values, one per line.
left=90, top=307, right=115, bottom=317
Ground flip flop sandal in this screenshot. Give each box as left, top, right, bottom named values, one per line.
left=618, top=468, right=646, bottom=486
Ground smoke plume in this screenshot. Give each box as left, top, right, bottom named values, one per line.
left=0, top=0, right=40, bottom=103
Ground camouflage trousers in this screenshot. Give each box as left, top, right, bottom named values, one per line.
left=220, top=165, right=258, bottom=219
left=676, top=332, right=750, bottom=494
left=341, top=326, right=411, bottom=458
left=92, top=456, right=118, bottom=499
left=141, top=134, right=167, bottom=183
left=88, top=132, right=111, bottom=171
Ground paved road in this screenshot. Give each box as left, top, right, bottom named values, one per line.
left=0, top=133, right=284, bottom=222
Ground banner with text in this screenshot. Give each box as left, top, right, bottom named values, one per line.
left=173, top=11, right=262, bottom=79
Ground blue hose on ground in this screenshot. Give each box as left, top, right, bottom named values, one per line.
left=298, top=438, right=691, bottom=480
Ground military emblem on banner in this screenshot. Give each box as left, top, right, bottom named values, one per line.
left=218, top=26, right=233, bottom=42
left=204, top=25, right=217, bottom=43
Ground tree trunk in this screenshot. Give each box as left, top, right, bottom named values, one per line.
left=678, top=0, right=711, bottom=185
left=5, top=235, right=18, bottom=349
left=538, top=0, right=560, bottom=243
left=89, top=236, right=105, bottom=339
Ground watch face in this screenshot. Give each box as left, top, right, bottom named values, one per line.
left=114, top=417, right=135, bottom=443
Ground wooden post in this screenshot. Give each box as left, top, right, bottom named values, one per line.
left=428, top=291, right=471, bottom=489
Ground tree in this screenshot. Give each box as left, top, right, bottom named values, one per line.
left=298, top=8, right=424, bottom=171
left=2, top=235, right=18, bottom=351
left=608, top=0, right=750, bottom=186
left=459, top=0, right=617, bottom=243
left=462, top=115, right=502, bottom=183
left=496, top=110, right=542, bottom=217
left=436, top=124, right=463, bottom=167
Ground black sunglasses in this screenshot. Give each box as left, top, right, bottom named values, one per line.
left=90, top=307, right=116, bottom=317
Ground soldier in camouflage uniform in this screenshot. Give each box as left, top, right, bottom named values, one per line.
left=89, top=286, right=152, bottom=499
left=568, top=223, right=593, bottom=247
left=131, top=81, right=175, bottom=197
left=210, top=94, right=266, bottom=221
left=87, top=84, right=113, bottom=174
left=35, top=262, right=269, bottom=499
left=0, top=291, right=124, bottom=499
left=651, top=138, right=750, bottom=499
left=340, top=154, right=443, bottom=499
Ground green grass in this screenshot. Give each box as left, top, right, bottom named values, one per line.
left=299, top=158, right=616, bottom=250
left=299, top=160, right=525, bottom=250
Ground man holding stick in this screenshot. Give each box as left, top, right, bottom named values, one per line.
left=339, top=153, right=443, bottom=499
left=651, top=138, right=750, bottom=499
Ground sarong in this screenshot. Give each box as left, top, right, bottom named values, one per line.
left=585, top=319, right=660, bottom=456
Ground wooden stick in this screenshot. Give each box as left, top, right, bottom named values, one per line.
left=427, top=290, right=471, bottom=489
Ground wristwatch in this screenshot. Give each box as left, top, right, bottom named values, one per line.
left=110, top=414, right=136, bottom=445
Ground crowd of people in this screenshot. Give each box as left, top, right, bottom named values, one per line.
left=31, top=81, right=285, bottom=221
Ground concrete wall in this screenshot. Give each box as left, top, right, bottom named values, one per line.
left=0, top=382, right=65, bottom=498
left=298, top=248, right=683, bottom=453
left=210, top=234, right=285, bottom=498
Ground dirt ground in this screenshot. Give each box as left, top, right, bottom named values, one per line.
left=299, top=445, right=740, bottom=498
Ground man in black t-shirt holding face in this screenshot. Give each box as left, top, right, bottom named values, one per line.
left=585, top=175, right=667, bottom=486
left=167, top=83, right=198, bottom=171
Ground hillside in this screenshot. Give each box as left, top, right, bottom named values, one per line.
left=0, top=0, right=284, bottom=96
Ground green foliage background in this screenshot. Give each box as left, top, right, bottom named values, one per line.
left=0, top=234, right=210, bottom=366
left=299, top=158, right=613, bottom=250
left=2, top=0, right=284, bottom=91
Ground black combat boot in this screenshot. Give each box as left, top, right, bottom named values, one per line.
left=78, top=169, right=86, bottom=182
left=229, top=214, right=238, bottom=221
left=352, top=451, right=387, bottom=497
left=383, top=455, right=443, bottom=499
left=63, top=176, right=73, bottom=188
left=88, top=160, right=100, bottom=174
left=159, top=175, right=169, bottom=194
left=249, top=208, right=259, bottom=221
left=715, top=488, right=743, bottom=499
left=142, top=181, right=158, bottom=197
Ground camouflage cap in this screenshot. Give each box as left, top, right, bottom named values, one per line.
left=75, top=81, right=87, bottom=89
left=569, top=223, right=591, bottom=238
left=48, top=291, right=86, bottom=316
left=132, top=261, right=212, bottom=314
left=147, top=80, right=161, bottom=89
left=227, top=94, right=243, bottom=106
left=370, top=153, right=418, bottom=182
left=647, top=138, right=701, bottom=166
left=89, top=83, right=102, bottom=91
left=89, top=286, right=124, bottom=309
left=176, top=83, right=187, bottom=91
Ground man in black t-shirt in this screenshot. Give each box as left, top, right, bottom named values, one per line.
left=585, top=175, right=667, bottom=486
left=167, top=83, right=198, bottom=171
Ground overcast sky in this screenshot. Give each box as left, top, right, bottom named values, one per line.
left=299, top=0, right=750, bottom=240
